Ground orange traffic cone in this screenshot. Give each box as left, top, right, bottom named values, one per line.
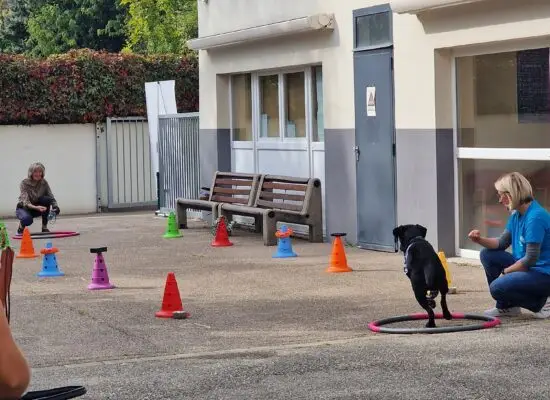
left=16, top=227, right=38, bottom=259
left=156, top=272, right=189, bottom=319
left=211, top=217, right=233, bottom=247
left=326, top=233, right=352, bottom=273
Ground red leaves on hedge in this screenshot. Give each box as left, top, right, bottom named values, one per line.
left=0, top=49, right=199, bottom=125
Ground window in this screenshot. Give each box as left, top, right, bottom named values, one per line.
left=231, top=74, right=252, bottom=141
left=284, top=72, right=306, bottom=138
left=456, top=48, right=550, bottom=148
left=312, top=66, right=324, bottom=142
left=355, top=11, right=391, bottom=50
left=229, top=66, right=324, bottom=142
left=455, top=47, right=550, bottom=255
left=260, top=75, right=280, bottom=138
left=458, top=159, right=550, bottom=251
left=517, top=48, right=550, bottom=123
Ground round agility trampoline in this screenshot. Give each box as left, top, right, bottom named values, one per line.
left=368, top=312, right=501, bottom=334
left=12, top=231, right=80, bottom=240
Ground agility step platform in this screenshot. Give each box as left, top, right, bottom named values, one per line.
left=90, top=247, right=108, bottom=254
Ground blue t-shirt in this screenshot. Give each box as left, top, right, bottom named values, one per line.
left=506, top=200, right=550, bottom=275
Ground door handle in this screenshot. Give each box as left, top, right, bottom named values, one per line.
left=353, top=145, right=360, bottom=162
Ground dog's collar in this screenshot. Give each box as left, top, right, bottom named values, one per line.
left=403, top=236, right=424, bottom=254
left=403, top=236, right=424, bottom=271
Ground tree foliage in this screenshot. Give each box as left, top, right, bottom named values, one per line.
left=0, top=0, right=128, bottom=56
left=0, top=49, right=198, bottom=125
left=26, top=0, right=128, bottom=57
left=0, top=0, right=198, bottom=57
left=0, top=0, right=33, bottom=54
left=121, top=0, right=197, bottom=55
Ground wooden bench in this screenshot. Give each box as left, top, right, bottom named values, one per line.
left=176, top=171, right=261, bottom=229
left=218, top=175, right=323, bottom=246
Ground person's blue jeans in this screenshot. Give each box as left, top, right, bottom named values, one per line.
left=15, top=196, right=53, bottom=228
left=480, top=248, right=550, bottom=312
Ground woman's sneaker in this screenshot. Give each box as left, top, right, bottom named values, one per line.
left=17, top=224, right=24, bottom=235
left=484, top=307, right=522, bottom=317
left=533, top=298, right=550, bottom=319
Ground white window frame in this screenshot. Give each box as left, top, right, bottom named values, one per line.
left=229, top=65, right=323, bottom=174
left=254, top=68, right=312, bottom=144
left=310, top=65, right=325, bottom=148
left=451, top=41, right=550, bottom=259
left=229, top=73, right=254, bottom=148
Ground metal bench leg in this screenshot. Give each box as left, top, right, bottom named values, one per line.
left=176, top=203, right=188, bottom=229
left=219, top=207, right=230, bottom=223
left=254, top=216, right=263, bottom=233
left=309, top=223, right=324, bottom=243
left=262, top=214, right=278, bottom=246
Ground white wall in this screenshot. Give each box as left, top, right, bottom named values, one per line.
left=0, top=124, right=97, bottom=218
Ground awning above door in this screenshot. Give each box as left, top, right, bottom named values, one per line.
left=187, top=13, right=335, bottom=51
left=390, top=0, right=486, bottom=14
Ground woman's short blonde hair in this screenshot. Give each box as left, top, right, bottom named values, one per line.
left=494, top=172, right=533, bottom=210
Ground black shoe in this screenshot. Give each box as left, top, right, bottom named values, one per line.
left=42, top=227, right=50, bottom=233
left=17, top=225, right=24, bottom=235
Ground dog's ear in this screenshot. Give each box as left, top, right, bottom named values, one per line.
left=392, top=226, right=402, bottom=253
left=415, top=224, right=427, bottom=238
left=392, top=226, right=402, bottom=241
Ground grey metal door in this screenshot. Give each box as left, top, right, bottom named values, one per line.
left=354, top=49, right=397, bottom=252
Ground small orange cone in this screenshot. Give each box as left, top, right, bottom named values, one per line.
left=326, top=233, right=352, bottom=273
left=156, top=272, right=189, bottom=319
left=211, top=217, right=233, bottom=247
left=16, top=227, right=38, bottom=259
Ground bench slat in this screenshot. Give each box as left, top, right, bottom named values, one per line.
left=256, top=199, right=303, bottom=212
left=262, top=182, right=307, bottom=191
left=262, top=175, right=311, bottom=184
left=259, top=191, right=305, bottom=202
left=212, top=195, right=249, bottom=204
left=215, top=178, right=254, bottom=186
left=213, top=187, right=251, bottom=195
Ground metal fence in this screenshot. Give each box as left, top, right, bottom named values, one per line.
left=97, top=117, right=157, bottom=210
left=158, top=113, right=200, bottom=213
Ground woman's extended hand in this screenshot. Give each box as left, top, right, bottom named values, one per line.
left=36, top=206, right=47, bottom=213
left=468, top=229, right=481, bottom=243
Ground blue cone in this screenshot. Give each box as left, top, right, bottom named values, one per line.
left=273, top=225, right=297, bottom=258
left=37, top=242, right=65, bottom=278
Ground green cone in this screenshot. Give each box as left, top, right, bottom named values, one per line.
left=163, top=212, right=182, bottom=239
left=0, top=222, right=10, bottom=249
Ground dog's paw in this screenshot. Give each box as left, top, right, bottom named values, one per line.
left=443, top=311, right=452, bottom=320
left=425, top=320, right=436, bottom=328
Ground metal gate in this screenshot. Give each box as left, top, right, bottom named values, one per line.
left=97, top=117, right=157, bottom=210
left=158, top=113, right=200, bottom=213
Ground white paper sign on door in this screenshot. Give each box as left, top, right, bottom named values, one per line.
left=366, top=86, right=376, bottom=117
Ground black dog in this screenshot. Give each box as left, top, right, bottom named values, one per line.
left=392, top=224, right=452, bottom=328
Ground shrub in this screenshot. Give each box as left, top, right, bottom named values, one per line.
left=0, top=49, right=198, bottom=125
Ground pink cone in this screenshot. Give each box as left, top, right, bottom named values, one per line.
left=88, top=253, right=115, bottom=290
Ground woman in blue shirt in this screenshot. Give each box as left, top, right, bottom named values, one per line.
left=468, top=172, right=550, bottom=319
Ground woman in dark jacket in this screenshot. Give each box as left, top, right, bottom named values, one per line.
left=15, top=163, right=60, bottom=234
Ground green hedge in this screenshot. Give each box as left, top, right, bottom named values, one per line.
left=0, top=49, right=198, bottom=125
